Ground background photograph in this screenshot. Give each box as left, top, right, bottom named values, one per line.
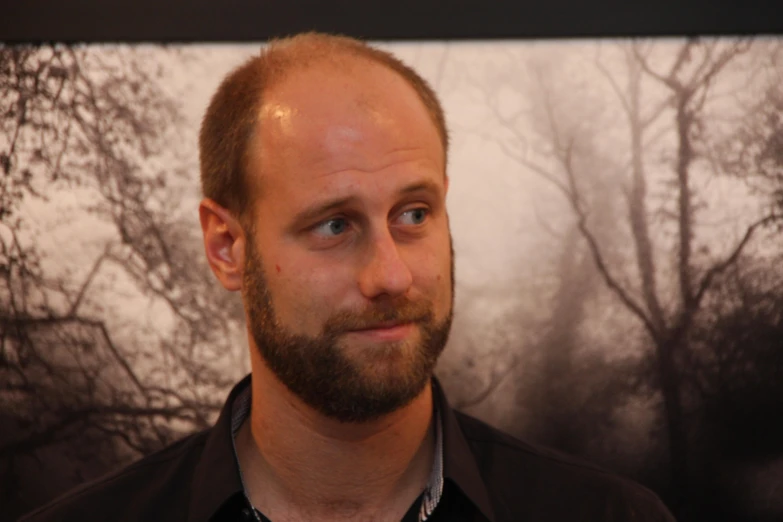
left=3, top=5, right=783, bottom=520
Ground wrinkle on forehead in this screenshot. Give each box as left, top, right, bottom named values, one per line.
left=310, top=150, right=441, bottom=182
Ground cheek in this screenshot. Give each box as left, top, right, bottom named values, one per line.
left=412, top=240, right=452, bottom=295
left=267, top=258, right=353, bottom=321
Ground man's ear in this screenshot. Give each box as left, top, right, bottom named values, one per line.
left=199, top=198, right=246, bottom=292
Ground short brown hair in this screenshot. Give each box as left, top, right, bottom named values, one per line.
left=198, top=32, right=449, bottom=221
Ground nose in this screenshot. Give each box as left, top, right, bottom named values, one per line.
left=357, top=229, right=414, bottom=300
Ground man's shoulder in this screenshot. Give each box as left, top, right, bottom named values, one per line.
left=453, top=411, right=676, bottom=521
left=18, top=430, right=210, bottom=522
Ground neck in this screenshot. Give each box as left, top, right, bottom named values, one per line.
left=236, top=356, right=436, bottom=521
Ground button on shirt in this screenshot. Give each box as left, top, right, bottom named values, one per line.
left=20, top=375, right=677, bottom=522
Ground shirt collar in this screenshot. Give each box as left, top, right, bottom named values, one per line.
left=433, top=379, right=497, bottom=522
left=188, top=374, right=251, bottom=522
left=188, top=374, right=496, bottom=522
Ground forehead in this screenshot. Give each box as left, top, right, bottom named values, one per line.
left=248, top=59, right=445, bottom=191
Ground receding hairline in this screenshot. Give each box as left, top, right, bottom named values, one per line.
left=251, top=55, right=445, bottom=156
left=253, top=34, right=447, bottom=146
left=199, top=32, right=449, bottom=224
left=255, top=34, right=387, bottom=89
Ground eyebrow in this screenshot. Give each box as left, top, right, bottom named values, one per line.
left=398, top=180, right=441, bottom=196
left=291, top=180, right=442, bottom=227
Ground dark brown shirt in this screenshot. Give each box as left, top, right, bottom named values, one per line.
left=19, top=376, right=676, bottom=521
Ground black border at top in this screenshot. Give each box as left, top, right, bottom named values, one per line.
left=3, top=0, right=783, bottom=43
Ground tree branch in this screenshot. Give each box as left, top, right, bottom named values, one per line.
left=0, top=404, right=203, bottom=458
left=67, top=243, right=112, bottom=316
left=626, top=50, right=667, bottom=331
left=692, top=214, right=780, bottom=309
left=455, top=354, right=519, bottom=409
left=567, top=161, right=661, bottom=343
left=1, top=315, right=148, bottom=398
left=594, top=45, right=632, bottom=118
left=632, top=42, right=681, bottom=90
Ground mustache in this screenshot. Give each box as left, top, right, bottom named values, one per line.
left=322, top=298, right=433, bottom=334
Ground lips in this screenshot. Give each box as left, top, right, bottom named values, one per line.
left=354, top=320, right=406, bottom=330
left=346, top=321, right=416, bottom=341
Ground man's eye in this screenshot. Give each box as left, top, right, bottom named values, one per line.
left=398, top=208, right=428, bottom=225
left=313, top=218, right=350, bottom=237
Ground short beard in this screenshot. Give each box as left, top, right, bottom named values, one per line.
left=242, top=237, right=454, bottom=423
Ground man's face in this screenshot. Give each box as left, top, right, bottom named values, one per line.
left=241, top=60, right=454, bottom=423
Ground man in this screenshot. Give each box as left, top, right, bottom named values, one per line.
left=20, top=33, right=676, bottom=521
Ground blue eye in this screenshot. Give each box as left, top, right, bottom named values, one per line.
left=399, top=208, right=428, bottom=225
left=313, top=218, right=350, bottom=237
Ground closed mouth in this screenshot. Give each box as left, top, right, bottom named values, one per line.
left=342, top=321, right=418, bottom=342
left=351, top=321, right=410, bottom=332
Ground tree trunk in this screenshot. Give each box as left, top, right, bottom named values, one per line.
left=656, top=336, right=689, bottom=507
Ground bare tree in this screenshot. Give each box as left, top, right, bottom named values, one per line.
left=479, top=38, right=782, bottom=508
left=0, top=45, right=244, bottom=518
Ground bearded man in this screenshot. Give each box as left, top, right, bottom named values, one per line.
left=21, top=32, right=676, bottom=522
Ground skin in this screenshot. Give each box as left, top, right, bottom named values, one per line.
left=199, top=58, right=452, bottom=521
